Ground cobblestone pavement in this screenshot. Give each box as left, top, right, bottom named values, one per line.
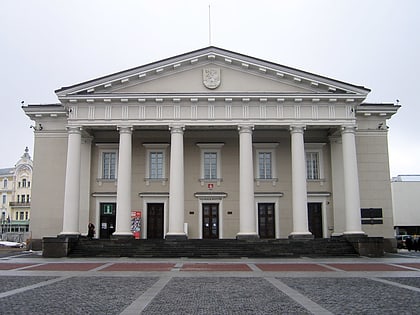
left=0, top=251, right=419, bottom=314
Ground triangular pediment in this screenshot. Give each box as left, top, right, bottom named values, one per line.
left=56, top=47, right=370, bottom=100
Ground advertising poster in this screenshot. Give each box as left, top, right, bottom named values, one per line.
left=131, top=211, right=141, bottom=239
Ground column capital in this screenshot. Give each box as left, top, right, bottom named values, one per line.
left=169, top=124, right=185, bottom=134
left=117, top=126, right=133, bottom=134
left=341, top=124, right=357, bottom=134
left=289, top=125, right=306, bottom=134
left=66, top=126, right=82, bottom=134
left=238, top=124, right=254, bottom=134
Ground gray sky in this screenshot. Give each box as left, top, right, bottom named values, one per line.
left=1, top=0, right=419, bottom=176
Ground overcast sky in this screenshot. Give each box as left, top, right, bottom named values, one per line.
left=1, top=0, right=419, bottom=177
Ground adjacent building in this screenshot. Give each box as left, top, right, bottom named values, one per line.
left=392, top=175, right=420, bottom=236
left=0, top=147, right=32, bottom=240
left=23, top=47, right=399, bottom=246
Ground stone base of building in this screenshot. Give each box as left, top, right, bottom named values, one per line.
left=42, top=236, right=79, bottom=258
left=343, top=235, right=384, bottom=257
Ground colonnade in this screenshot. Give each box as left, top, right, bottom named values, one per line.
left=60, top=124, right=364, bottom=239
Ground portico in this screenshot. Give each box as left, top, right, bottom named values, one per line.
left=24, top=47, right=399, bottom=249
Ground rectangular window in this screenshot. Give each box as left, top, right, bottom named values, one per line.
left=149, top=152, right=164, bottom=179
left=21, top=195, right=26, bottom=203
left=25, top=211, right=29, bottom=220
left=306, top=152, right=320, bottom=180
left=204, top=152, right=217, bottom=180
left=15, top=212, right=19, bottom=220
left=102, top=152, right=116, bottom=179
left=19, top=212, right=24, bottom=220
left=2, top=195, right=6, bottom=205
left=258, top=152, right=272, bottom=179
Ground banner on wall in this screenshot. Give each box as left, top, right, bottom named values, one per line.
left=131, top=211, right=142, bottom=239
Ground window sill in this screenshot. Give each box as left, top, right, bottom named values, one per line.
left=96, top=178, right=117, bottom=187
left=199, top=178, right=223, bottom=187
left=255, top=178, right=278, bottom=187
left=145, top=178, right=168, bottom=186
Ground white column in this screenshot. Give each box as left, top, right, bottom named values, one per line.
left=342, top=125, right=365, bottom=235
left=289, top=125, right=312, bottom=238
left=236, top=125, right=258, bottom=239
left=113, top=126, right=133, bottom=237
left=61, top=126, right=82, bottom=235
left=166, top=125, right=187, bottom=239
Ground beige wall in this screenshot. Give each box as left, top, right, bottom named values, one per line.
left=30, top=133, right=67, bottom=238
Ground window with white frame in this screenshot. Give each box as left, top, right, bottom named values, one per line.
left=143, top=144, right=169, bottom=184
left=254, top=143, right=278, bottom=184
left=3, top=179, right=7, bottom=189
left=96, top=144, right=118, bottom=182
left=149, top=151, right=164, bottom=179
left=305, top=143, right=325, bottom=180
left=102, top=152, right=117, bottom=179
left=197, top=143, right=224, bottom=184
left=258, top=152, right=272, bottom=179
left=204, top=152, right=217, bottom=179
left=306, top=152, right=319, bottom=180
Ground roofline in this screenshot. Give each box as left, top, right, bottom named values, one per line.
left=55, top=46, right=371, bottom=95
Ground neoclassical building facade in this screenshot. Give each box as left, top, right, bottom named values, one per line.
left=24, top=47, right=399, bottom=242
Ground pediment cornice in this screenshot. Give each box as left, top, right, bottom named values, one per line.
left=55, top=46, right=370, bottom=99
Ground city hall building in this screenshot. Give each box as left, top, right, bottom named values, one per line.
left=24, top=47, right=399, bottom=247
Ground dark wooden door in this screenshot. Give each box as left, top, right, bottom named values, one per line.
left=99, top=203, right=116, bottom=239
left=258, top=203, right=275, bottom=239
left=308, top=202, right=323, bottom=238
left=203, top=203, right=219, bottom=239
left=147, top=203, right=164, bottom=239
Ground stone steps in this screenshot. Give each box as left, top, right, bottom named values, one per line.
left=68, top=238, right=358, bottom=258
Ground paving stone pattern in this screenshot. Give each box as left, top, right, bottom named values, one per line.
left=281, top=277, right=420, bottom=315
left=383, top=277, right=420, bottom=289
left=0, top=276, right=57, bottom=293
left=142, top=277, right=311, bottom=315
left=0, top=276, right=158, bottom=315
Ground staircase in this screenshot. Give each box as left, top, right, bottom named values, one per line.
left=68, top=238, right=358, bottom=258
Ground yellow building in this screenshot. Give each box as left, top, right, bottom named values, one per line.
left=0, top=147, right=32, bottom=240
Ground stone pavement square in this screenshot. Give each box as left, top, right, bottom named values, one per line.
left=0, top=276, right=158, bottom=315
left=0, top=263, right=34, bottom=270
left=256, top=263, right=331, bottom=272
left=327, top=263, right=409, bottom=271
left=100, top=262, right=175, bottom=271
left=24, top=262, right=105, bottom=271
left=0, top=276, right=57, bottom=293
left=142, top=277, right=311, bottom=314
left=180, top=263, right=251, bottom=272
left=281, top=277, right=420, bottom=314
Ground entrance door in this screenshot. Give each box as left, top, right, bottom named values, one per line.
left=203, top=203, right=219, bottom=239
left=99, top=203, right=116, bottom=239
left=147, top=203, right=164, bottom=239
left=308, top=202, right=323, bottom=238
left=258, top=203, right=275, bottom=239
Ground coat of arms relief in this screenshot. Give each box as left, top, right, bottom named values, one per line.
left=203, top=68, right=221, bottom=89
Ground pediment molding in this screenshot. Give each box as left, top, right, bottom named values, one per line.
left=56, top=47, right=370, bottom=100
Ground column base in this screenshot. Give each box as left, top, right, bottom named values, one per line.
left=288, top=232, right=314, bottom=240
left=165, top=233, right=188, bottom=240
left=236, top=233, right=259, bottom=240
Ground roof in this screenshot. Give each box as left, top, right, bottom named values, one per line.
left=0, top=168, right=14, bottom=176
left=392, top=175, right=420, bottom=182
left=55, top=46, right=371, bottom=95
